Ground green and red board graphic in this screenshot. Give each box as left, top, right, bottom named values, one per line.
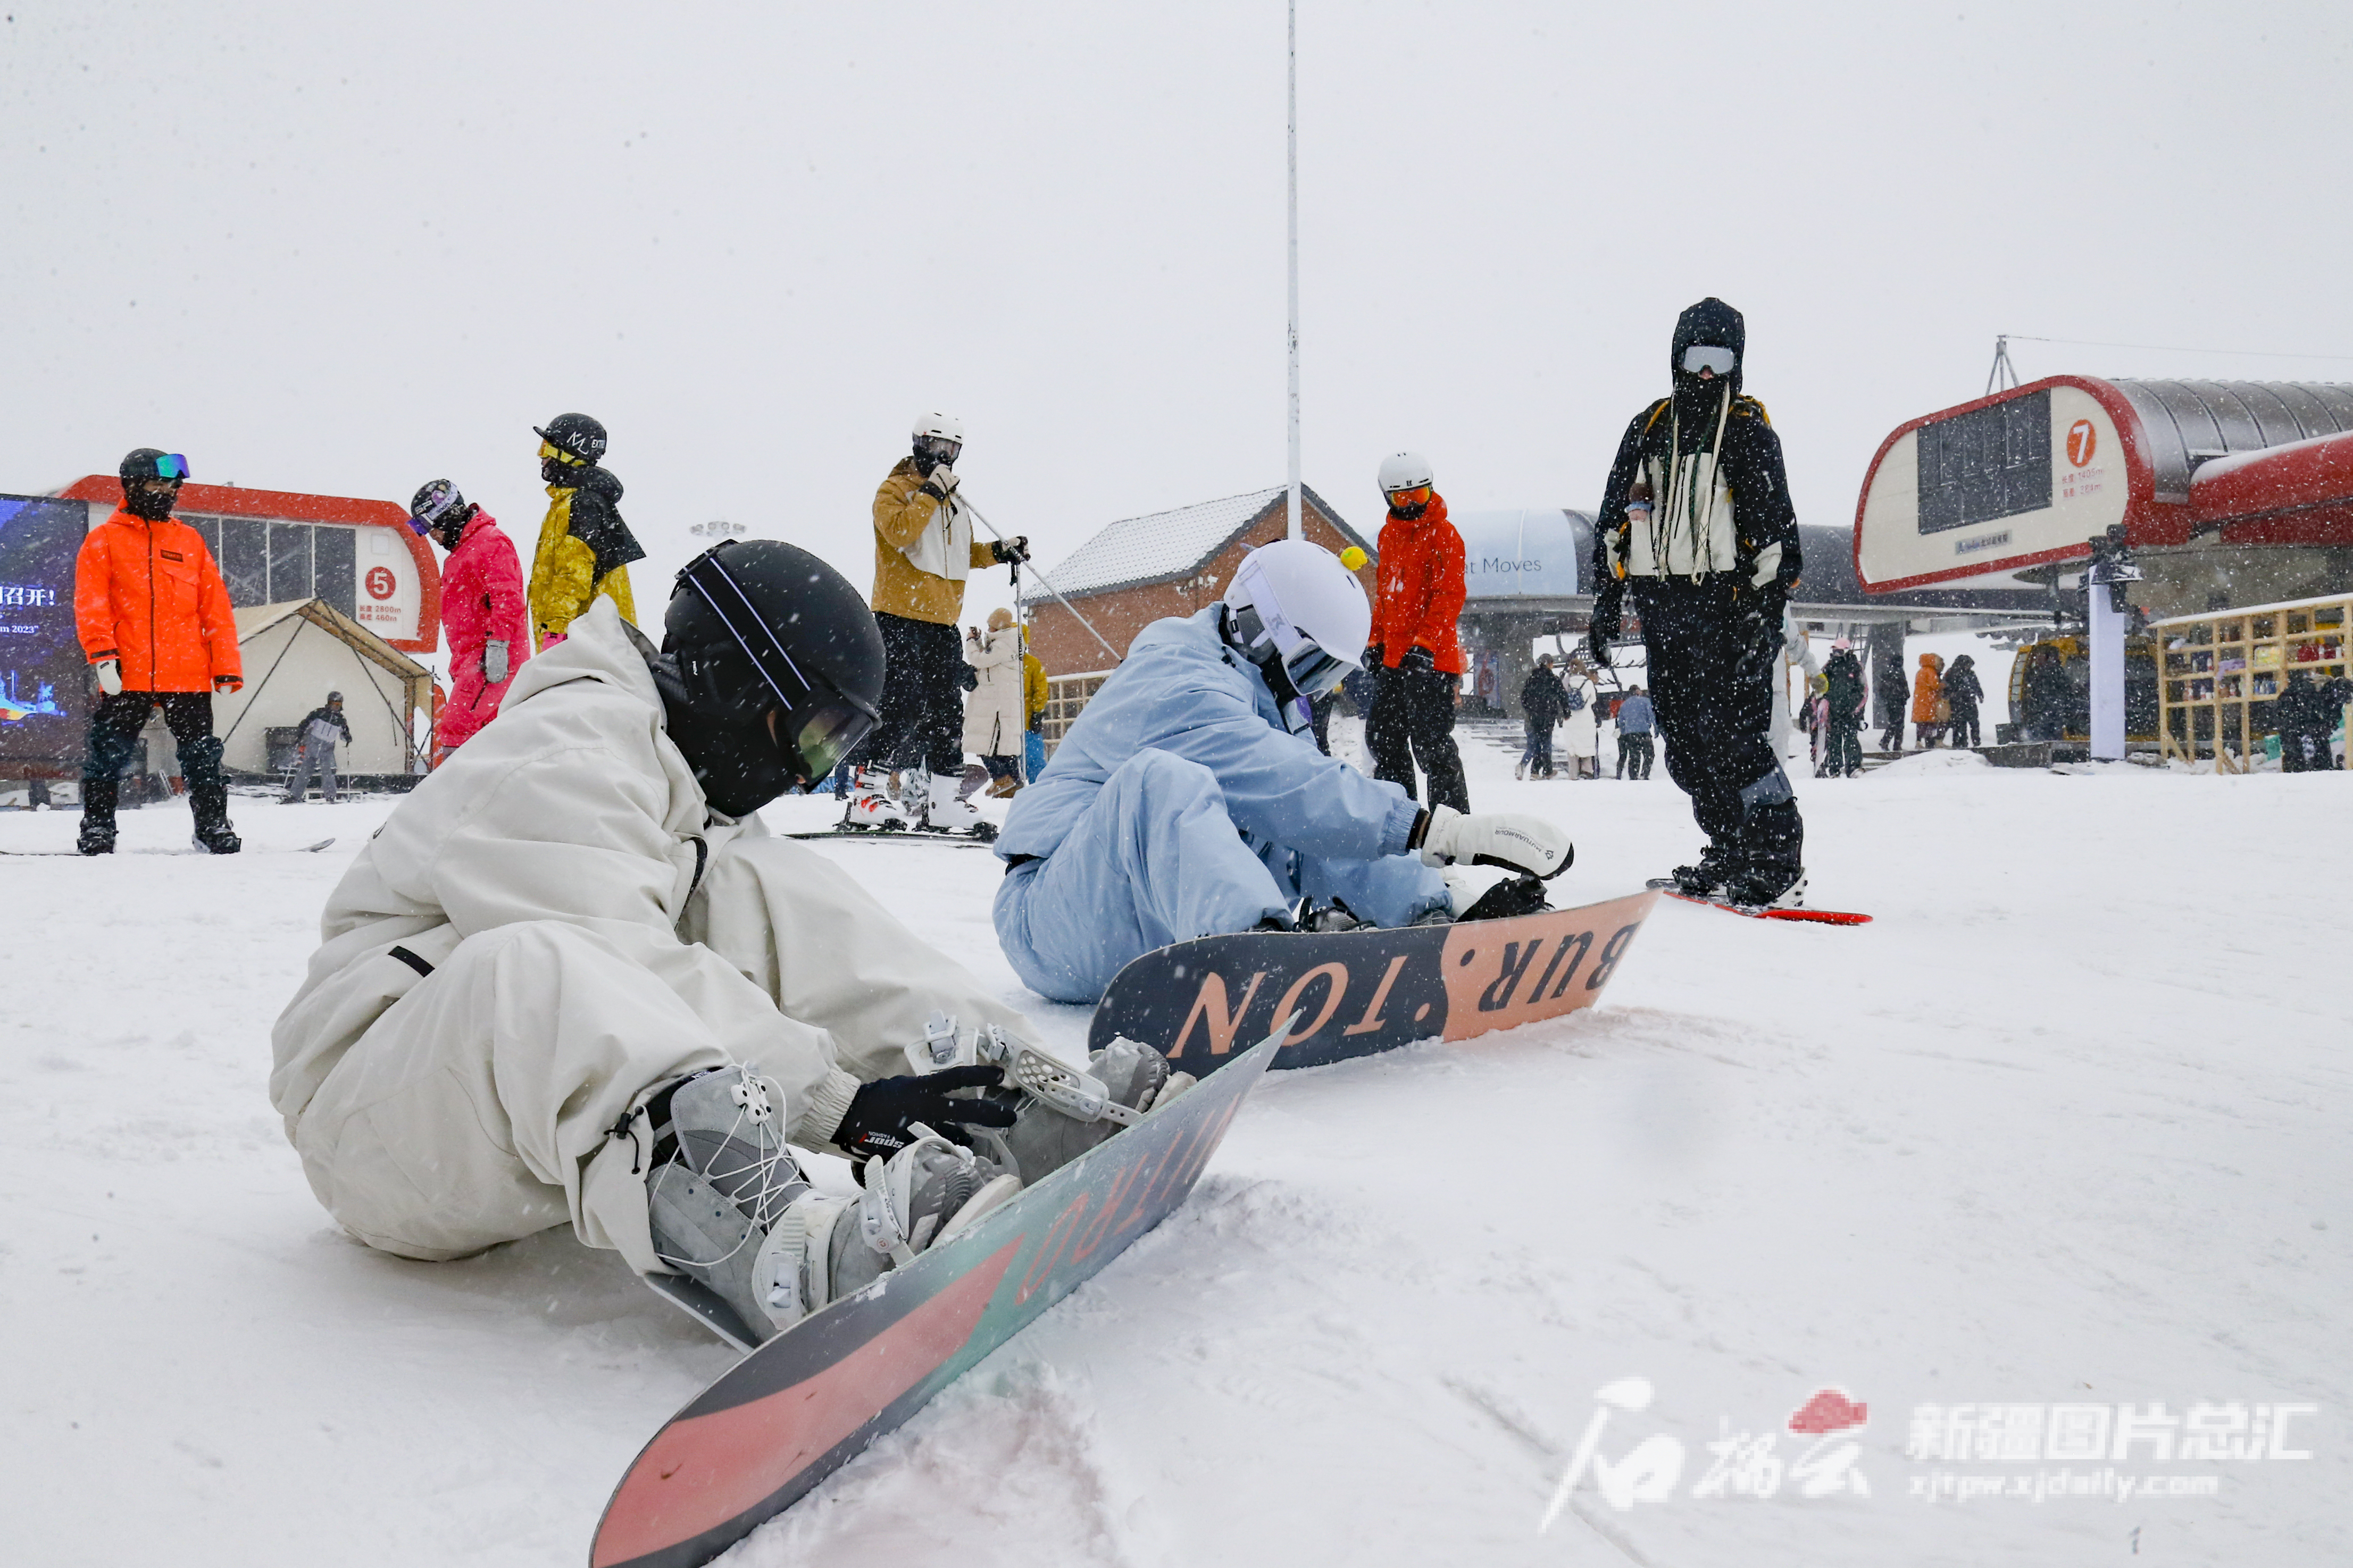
left=590, top=1036, right=1276, bottom=1568
left=1086, top=889, right=1658, bottom=1069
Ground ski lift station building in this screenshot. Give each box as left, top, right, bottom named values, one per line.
left=1855, top=377, right=2353, bottom=615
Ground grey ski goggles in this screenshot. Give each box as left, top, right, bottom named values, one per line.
left=1681, top=345, right=1737, bottom=376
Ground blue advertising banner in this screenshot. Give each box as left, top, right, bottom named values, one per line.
left=0, top=495, right=90, bottom=765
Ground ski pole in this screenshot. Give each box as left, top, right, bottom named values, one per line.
left=958, top=491, right=1124, bottom=667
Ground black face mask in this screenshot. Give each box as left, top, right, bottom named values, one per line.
left=645, top=650, right=799, bottom=818
left=124, top=482, right=178, bottom=521
left=434, top=508, right=471, bottom=552
left=1390, top=499, right=1429, bottom=521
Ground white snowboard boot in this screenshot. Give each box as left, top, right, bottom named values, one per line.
left=643, top=1066, right=1016, bottom=1343
left=904, top=1019, right=1194, bottom=1184
left=841, top=765, right=908, bottom=830
left=917, top=770, right=986, bottom=834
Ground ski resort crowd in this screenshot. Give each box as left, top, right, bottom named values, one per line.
left=69, top=292, right=2254, bottom=1359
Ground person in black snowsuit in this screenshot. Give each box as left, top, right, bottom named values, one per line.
left=2276, top=671, right=2337, bottom=772
left=1517, top=656, right=1566, bottom=778
left=1588, top=298, right=1805, bottom=905
left=1943, top=654, right=1985, bottom=750
left=1821, top=642, right=1866, bottom=777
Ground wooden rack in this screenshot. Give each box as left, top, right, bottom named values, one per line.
left=2151, top=592, right=2350, bottom=770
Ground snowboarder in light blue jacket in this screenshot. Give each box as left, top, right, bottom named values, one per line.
left=993, top=540, right=1573, bottom=1004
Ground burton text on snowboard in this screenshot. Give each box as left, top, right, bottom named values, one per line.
left=1086, top=889, right=1657, bottom=1071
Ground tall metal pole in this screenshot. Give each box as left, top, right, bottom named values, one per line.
left=1286, top=0, right=1302, bottom=540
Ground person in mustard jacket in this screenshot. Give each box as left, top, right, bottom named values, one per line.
left=841, top=412, right=1027, bottom=833
left=1912, top=652, right=1947, bottom=749
left=527, top=413, right=644, bottom=647
left=72, top=448, right=244, bottom=855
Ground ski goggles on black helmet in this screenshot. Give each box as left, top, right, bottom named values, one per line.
left=407, top=479, right=467, bottom=536
left=1680, top=345, right=1737, bottom=376
left=675, top=546, right=880, bottom=782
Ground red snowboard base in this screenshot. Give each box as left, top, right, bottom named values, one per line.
left=1662, top=890, right=1872, bottom=925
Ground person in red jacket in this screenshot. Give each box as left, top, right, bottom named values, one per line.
left=72, top=448, right=244, bottom=855
left=1364, top=451, right=1470, bottom=812
left=409, top=481, right=530, bottom=757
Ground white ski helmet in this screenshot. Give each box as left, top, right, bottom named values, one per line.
left=912, top=411, right=965, bottom=446
left=1222, top=538, right=1372, bottom=698
left=1377, top=450, right=1433, bottom=497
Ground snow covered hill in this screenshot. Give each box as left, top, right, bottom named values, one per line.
left=4, top=748, right=2345, bottom=1567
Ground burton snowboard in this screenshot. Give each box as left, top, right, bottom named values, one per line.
left=590, top=1035, right=1278, bottom=1568
left=1086, top=889, right=1658, bottom=1071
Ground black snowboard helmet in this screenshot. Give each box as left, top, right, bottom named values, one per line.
left=535, top=412, right=608, bottom=464
left=408, top=479, right=477, bottom=551
left=1669, top=297, right=1746, bottom=431
left=659, top=540, right=883, bottom=816
left=119, top=448, right=190, bottom=519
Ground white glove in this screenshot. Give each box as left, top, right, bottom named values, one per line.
left=921, top=463, right=959, bottom=499
left=483, top=639, right=510, bottom=685
left=95, top=659, right=123, bottom=696
left=1415, top=804, right=1572, bottom=879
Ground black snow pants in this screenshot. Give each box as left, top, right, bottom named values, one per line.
left=1619, top=733, right=1655, bottom=779
left=82, top=691, right=230, bottom=832
left=857, top=612, right=965, bottom=778
left=1824, top=724, right=1862, bottom=776
left=1632, top=578, right=1802, bottom=873
left=1367, top=660, right=1469, bottom=813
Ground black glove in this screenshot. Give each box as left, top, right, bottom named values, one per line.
left=991, top=536, right=1030, bottom=565
left=1731, top=604, right=1784, bottom=686
left=1398, top=644, right=1438, bottom=677
left=831, top=1066, right=1015, bottom=1160
left=1586, top=591, right=1623, bottom=665
left=1458, top=874, right=1554, bottom=923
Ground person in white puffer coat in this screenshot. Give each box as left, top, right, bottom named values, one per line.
left=963, top=607, right=1027, bottom=795
left=271, top=544, right=1183, bottom=1348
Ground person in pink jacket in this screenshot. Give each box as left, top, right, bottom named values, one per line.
left=410, top=481, right=530, bottom=757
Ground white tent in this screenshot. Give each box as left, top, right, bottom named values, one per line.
left=213, top=599, right=431, bottom=779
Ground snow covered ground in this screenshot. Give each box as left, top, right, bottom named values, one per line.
left=4, top=743, right=2346, bottom=1567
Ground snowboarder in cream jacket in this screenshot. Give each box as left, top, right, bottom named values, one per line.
left=272, top=541, right=1184, bottom=1348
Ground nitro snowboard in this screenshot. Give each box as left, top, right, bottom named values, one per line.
left=590, top=1035, right=1276, bottom=1568
left=1086, top=890, right=1658, bottom=1071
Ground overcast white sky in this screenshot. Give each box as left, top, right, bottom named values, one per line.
left=7, top=2, right=2353, bottom=648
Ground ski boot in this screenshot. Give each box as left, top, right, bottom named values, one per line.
left=642, top=1065, right=1017, bottom=1344
left=190, top=772, right=241, bottom=854
left=841, top=766, right=910, bottom=831
left=77, top=779, right=118, bottom=854
left=916, top=770, right=987, bottom=835
left=905, top=1018, right=1192, bottom=1185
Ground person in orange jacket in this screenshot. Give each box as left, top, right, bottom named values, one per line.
left=72, top=448, right=244, bottom=854
left=1911, top=652, right=1946, bottom=750
left=1364, top=451, right=1470, bottom=812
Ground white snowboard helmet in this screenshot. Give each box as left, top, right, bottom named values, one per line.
left=1377, top=450, right=1433, bottom=497
left=1221, top=538, right=1372, bottom=698
left=911, top=411, right=964, bottom=466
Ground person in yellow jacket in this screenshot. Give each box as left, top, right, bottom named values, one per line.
left=842, top=412, right=1028, bottom=833
left=527, top=412, right=644, bottom=647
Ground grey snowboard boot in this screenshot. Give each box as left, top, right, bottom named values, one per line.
left=644, top=1066, right=1019, bottom=1343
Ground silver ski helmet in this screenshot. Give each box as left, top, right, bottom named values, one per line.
left=663, top=540, right=884, bottom=814
left=1221, top=538, right=1371, bottom=701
